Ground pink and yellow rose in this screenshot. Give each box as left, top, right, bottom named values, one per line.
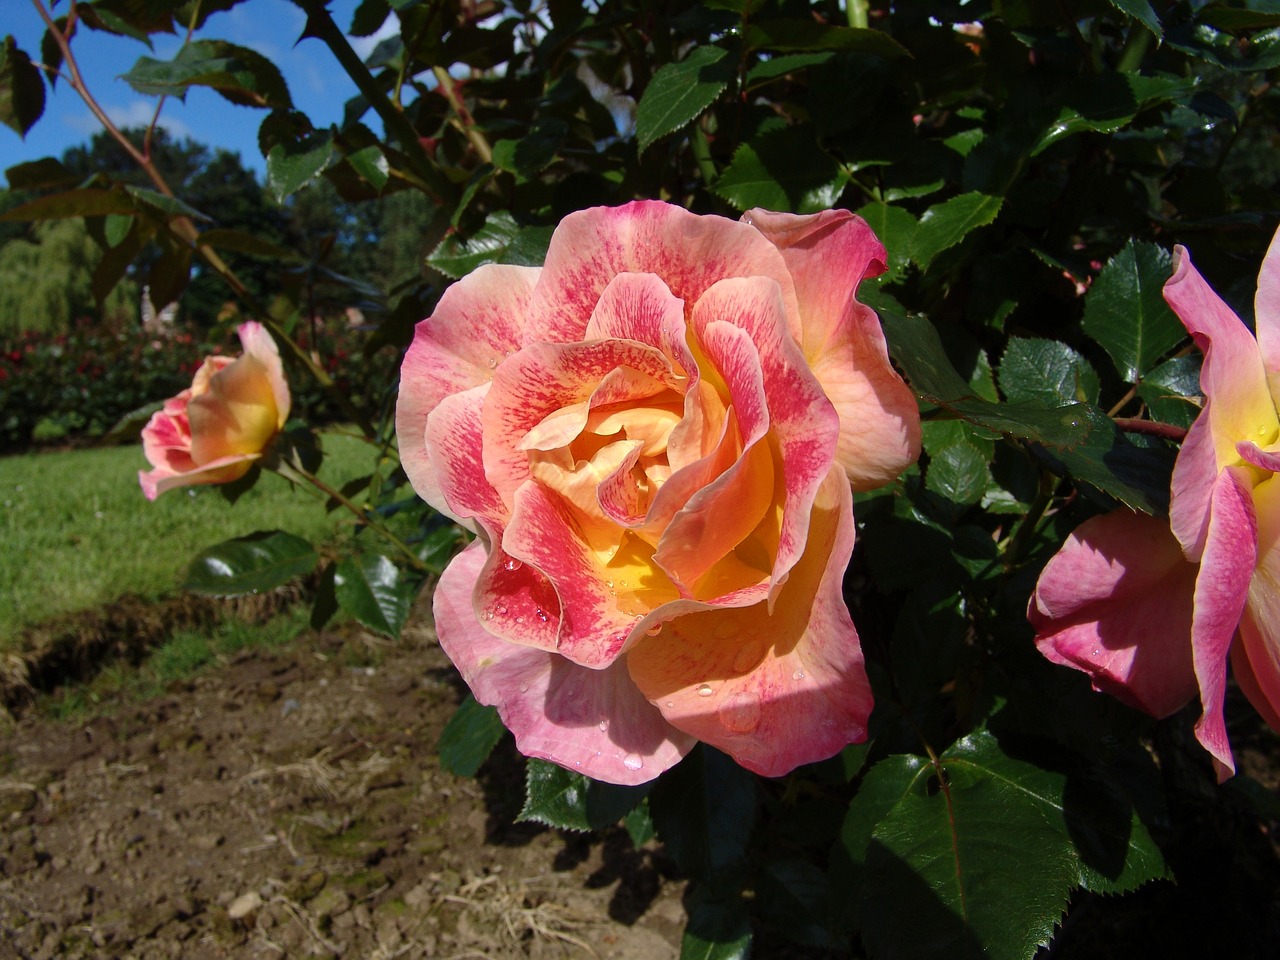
left=398, top=201, right=921, bottom=784
left=139, top=321, right=291, bottom=500
left=1029, top=227, right=1280, bottom=778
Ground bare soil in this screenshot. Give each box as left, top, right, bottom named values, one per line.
left=0, top=610, right=687, bottom=960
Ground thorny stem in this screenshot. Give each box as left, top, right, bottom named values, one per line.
left=1114, top=417, right=1188, bottom=442
left=432, top=66, right=493, bottom=164
left=31, top=0, right=378, bottom=438
left=276, top=460, right=431, bottom=575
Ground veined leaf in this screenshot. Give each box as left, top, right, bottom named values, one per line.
left=183, top=531, right=318, bottom=596
left=122, top=39, right=291, bottom=108
left=0, top=36, right=45, bottom=137
left=1082, top=239, right=1183, bottom=382
left=635, top=46, right=733, bottom=153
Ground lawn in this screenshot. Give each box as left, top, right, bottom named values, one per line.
left=0, top=431, right=378, bottom=639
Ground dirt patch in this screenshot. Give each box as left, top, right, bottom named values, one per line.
left=0, top=612, right=686, bottom=959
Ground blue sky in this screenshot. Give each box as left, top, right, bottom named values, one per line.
left=3, top=0, right=399, bottom=185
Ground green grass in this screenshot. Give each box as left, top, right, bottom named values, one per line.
left=41, top=604, right=313, bottom=722
left=0, top=431, right=377, bottom=638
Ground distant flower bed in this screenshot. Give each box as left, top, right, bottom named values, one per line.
left=0, top=321, right=397, bottom=449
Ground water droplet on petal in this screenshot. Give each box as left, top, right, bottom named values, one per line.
left=536, top=608, right=550, bottom=623
left=664, top=700, right=675, bottom=709
left=719, top=692, right=761, bottom=733
left=515, top=615, right=525, bottom=625
left=483, top=609, right=495, bottom=621
left=623, top=753, right=644, bottom=771
left=696, top=683, right=714, bottom=698
left=497, top=605, right=508, bottom=615
left=605, top=578, right=615, bottom=590
left=488, top=357, right=498, bottom=369
left=792, top=668, right=806, bottom=681
left=598, top=719, right=609, bottom=732
left=503, top=556, right=523, bottom=572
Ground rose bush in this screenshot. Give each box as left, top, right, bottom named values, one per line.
left=1030, top=227, right=1280, bottom=778
left=138, top=321, right=291, bottom=500
left=399, top=201, right=920, bottom=784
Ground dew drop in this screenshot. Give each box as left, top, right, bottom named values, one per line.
left=696, top=683, right=714, bottom=698
left=483, top=609, right=495, bottom=621
left=515, top=615, right=525, bottom=625
left=623, top=753, right=644, bottom=771
left=619, top=579, right=628, bottom=588
left=792, top=668, right=806, bottom=681
left=488, top=357, right=498, bottom=369
left=598, top=719, right=609, bottom=732
left=503, top=556, right=523, bottom=572
left=536, top=608, right=550, bottom=623
left=497, top=605, right=508, bottom=615
left=719, top=692, right=761, bottom=733
left=605, top=578, right=615, bottom=590
left=665, top=700, right=675, bottom=709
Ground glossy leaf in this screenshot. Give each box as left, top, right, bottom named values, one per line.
left=1108, top=0, right=1161, bottom=37
left=911, top=192, right=1003, bottom=270
left=518, top=759, right=651, bottom=831
left=926, top=440, right=990, bottom=509
left=427, top=210, right=522, bottom=278
left=681, top=880, right=752, bottom=960
left=121, top=40, right=291, bottom=108
left=183, top=530, right=318, bottom=596
left=882, top=311, right=1093, bottom=449
left=743, top=20, right=910, bottom=58
left=853, top=730, right=1169, bottom=960
left=0, top=37, right=45, bottom=137
left=438, top=694, right=505, bottom=777
left=635, top=46, right=733, bottom=153
left=333, top=551, right=419, bottom=638
left=649, top=746, right=757, bottom=879
left=998, top=337, right=1100, bottom=406
left=1033, top=409, right=1175, bottom=515
left=265, top=130, right=337, bottom=203
left=0, top=188, right=137, bottom=222
left=715, top=127, right=845, bottom=214
left=856, top=200, right=917, bottom=282
left=1082, top=240, right=1183, bottom=382
left=3, top=157, right=77, bottom=192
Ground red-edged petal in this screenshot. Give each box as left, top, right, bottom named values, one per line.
left=628, top=465, right=869, bottom=778
left=1234, top=472, right=1280, bottom=732
left=434, top=542, right=693, bottom=785
left=397, top=264, right=539, bottom=511
left=690, top=276, right=840, bottom=604
left=1028, top=510, right=1198, bottom=718
left=139, top=451, right=259, bottom=500
left=584, top=271, right=696, bottom=375
left=743, top=208, right=918, bottom=490
left=424, top=384, right=508, bottom=529
left=1170, top=411, right=1218, bottom=562
left=527, top=201, right=800, bottom=344
left=503, top=480, right=679, bottom=667
left=1190, top=466, right=1257, bottom=780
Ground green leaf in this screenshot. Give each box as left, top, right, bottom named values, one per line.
left=854, top=731, right=1169, bottom=960
left=855, top=201, right=917, bottom=282
left=756, top=858, right=841, bottom=949
left=197, top=228, right=299, bottom=260
left=998, top=337, right=1100, bottom=406
left=183, top=531, right=318, bottom=596
left=123, top=185, right=211, bottom=222
left=3, top=157, right=77, bottom=192
left=0, top=37, right=45, bottom=137
left=498, top=225, right=555, bottom=267
left=926, top=440, right=990, bottom=509
left=1082, top=240, right=1184, bottom=382
left=518, top=759, right=651, bottom=831
left=1033, top=409, right=1175, bottom=515
left=881, top=311, right=1093, bottom=449
left=1108, top=0, right=1161, bottom=37
left=635, top=46, right=734, bottom=153
left=121, top=39, right=291, bottom=108
left=427, top=210, right=523, bottom=278
left=416, top=523, right=463, bottom=573
left=649, top=746, right=757, bottom=879
left=1031, top=74, right=1195, bottom=156
left=491, top=117, right=570, bottom=176
left=715, top=126, right=845, bottom=214
left=743, top=20, right=910, bottom=58
left=0, top=188, right=138, bottom=222
left=437, top=694, right=505, bottom=777
left=333, top=552, right=419, bottom=638
left=911, top=192, right=1003, bottom=270
left=1136, top=354, right=1203, bottom=429
left=265, top=130, right=337, bottom=203
left=681, top=880, right=752, bottom=960
left=744, top=51, right=833, bottom=89
left=624, top=801, right=656, bottom=846
left=103, top=213, right=133, bottom=248
left=345, top=144, right=390, bottom=190
left=1167, top=21, right=1280, bottom=71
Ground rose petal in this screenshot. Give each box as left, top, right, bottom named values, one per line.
left=1166, top=244, right=1277, bottom=557
left=434, top=542, right=693, bottom=785
left=424, top=383, right=508, bottom=529
left=1253, top=227, right=1280, bottom=378
left=1028, top=510, right=1198, bottom=718
left=528, top=201, right=800, bottom=344
left=1234, top=472, right=1280, bottom=732
left=188, top=351, right=280, bottom=465
left=236, top=321, right=291, bottom=427
left=138, top=451, right=260, bottom=501
left=1190, top=466, right=1258, bottom=781
left=742, top=208, right=919, bottom=490
left=397, top=264, right=539, bottom=513
left=690, top=276, right=840, bottom=605
left=628, top=465, right=869, bottom=778
left=504, top=479, right=680, bottom=667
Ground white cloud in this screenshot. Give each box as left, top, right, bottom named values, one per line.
left=89, top=100, right=195, bottom=140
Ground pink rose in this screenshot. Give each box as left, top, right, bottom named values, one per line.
left=1029, top=227, right=1280, bottom=778
left=398, top=201, right=921, bottom=784
left=139, top=321, right=291, bottom=500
